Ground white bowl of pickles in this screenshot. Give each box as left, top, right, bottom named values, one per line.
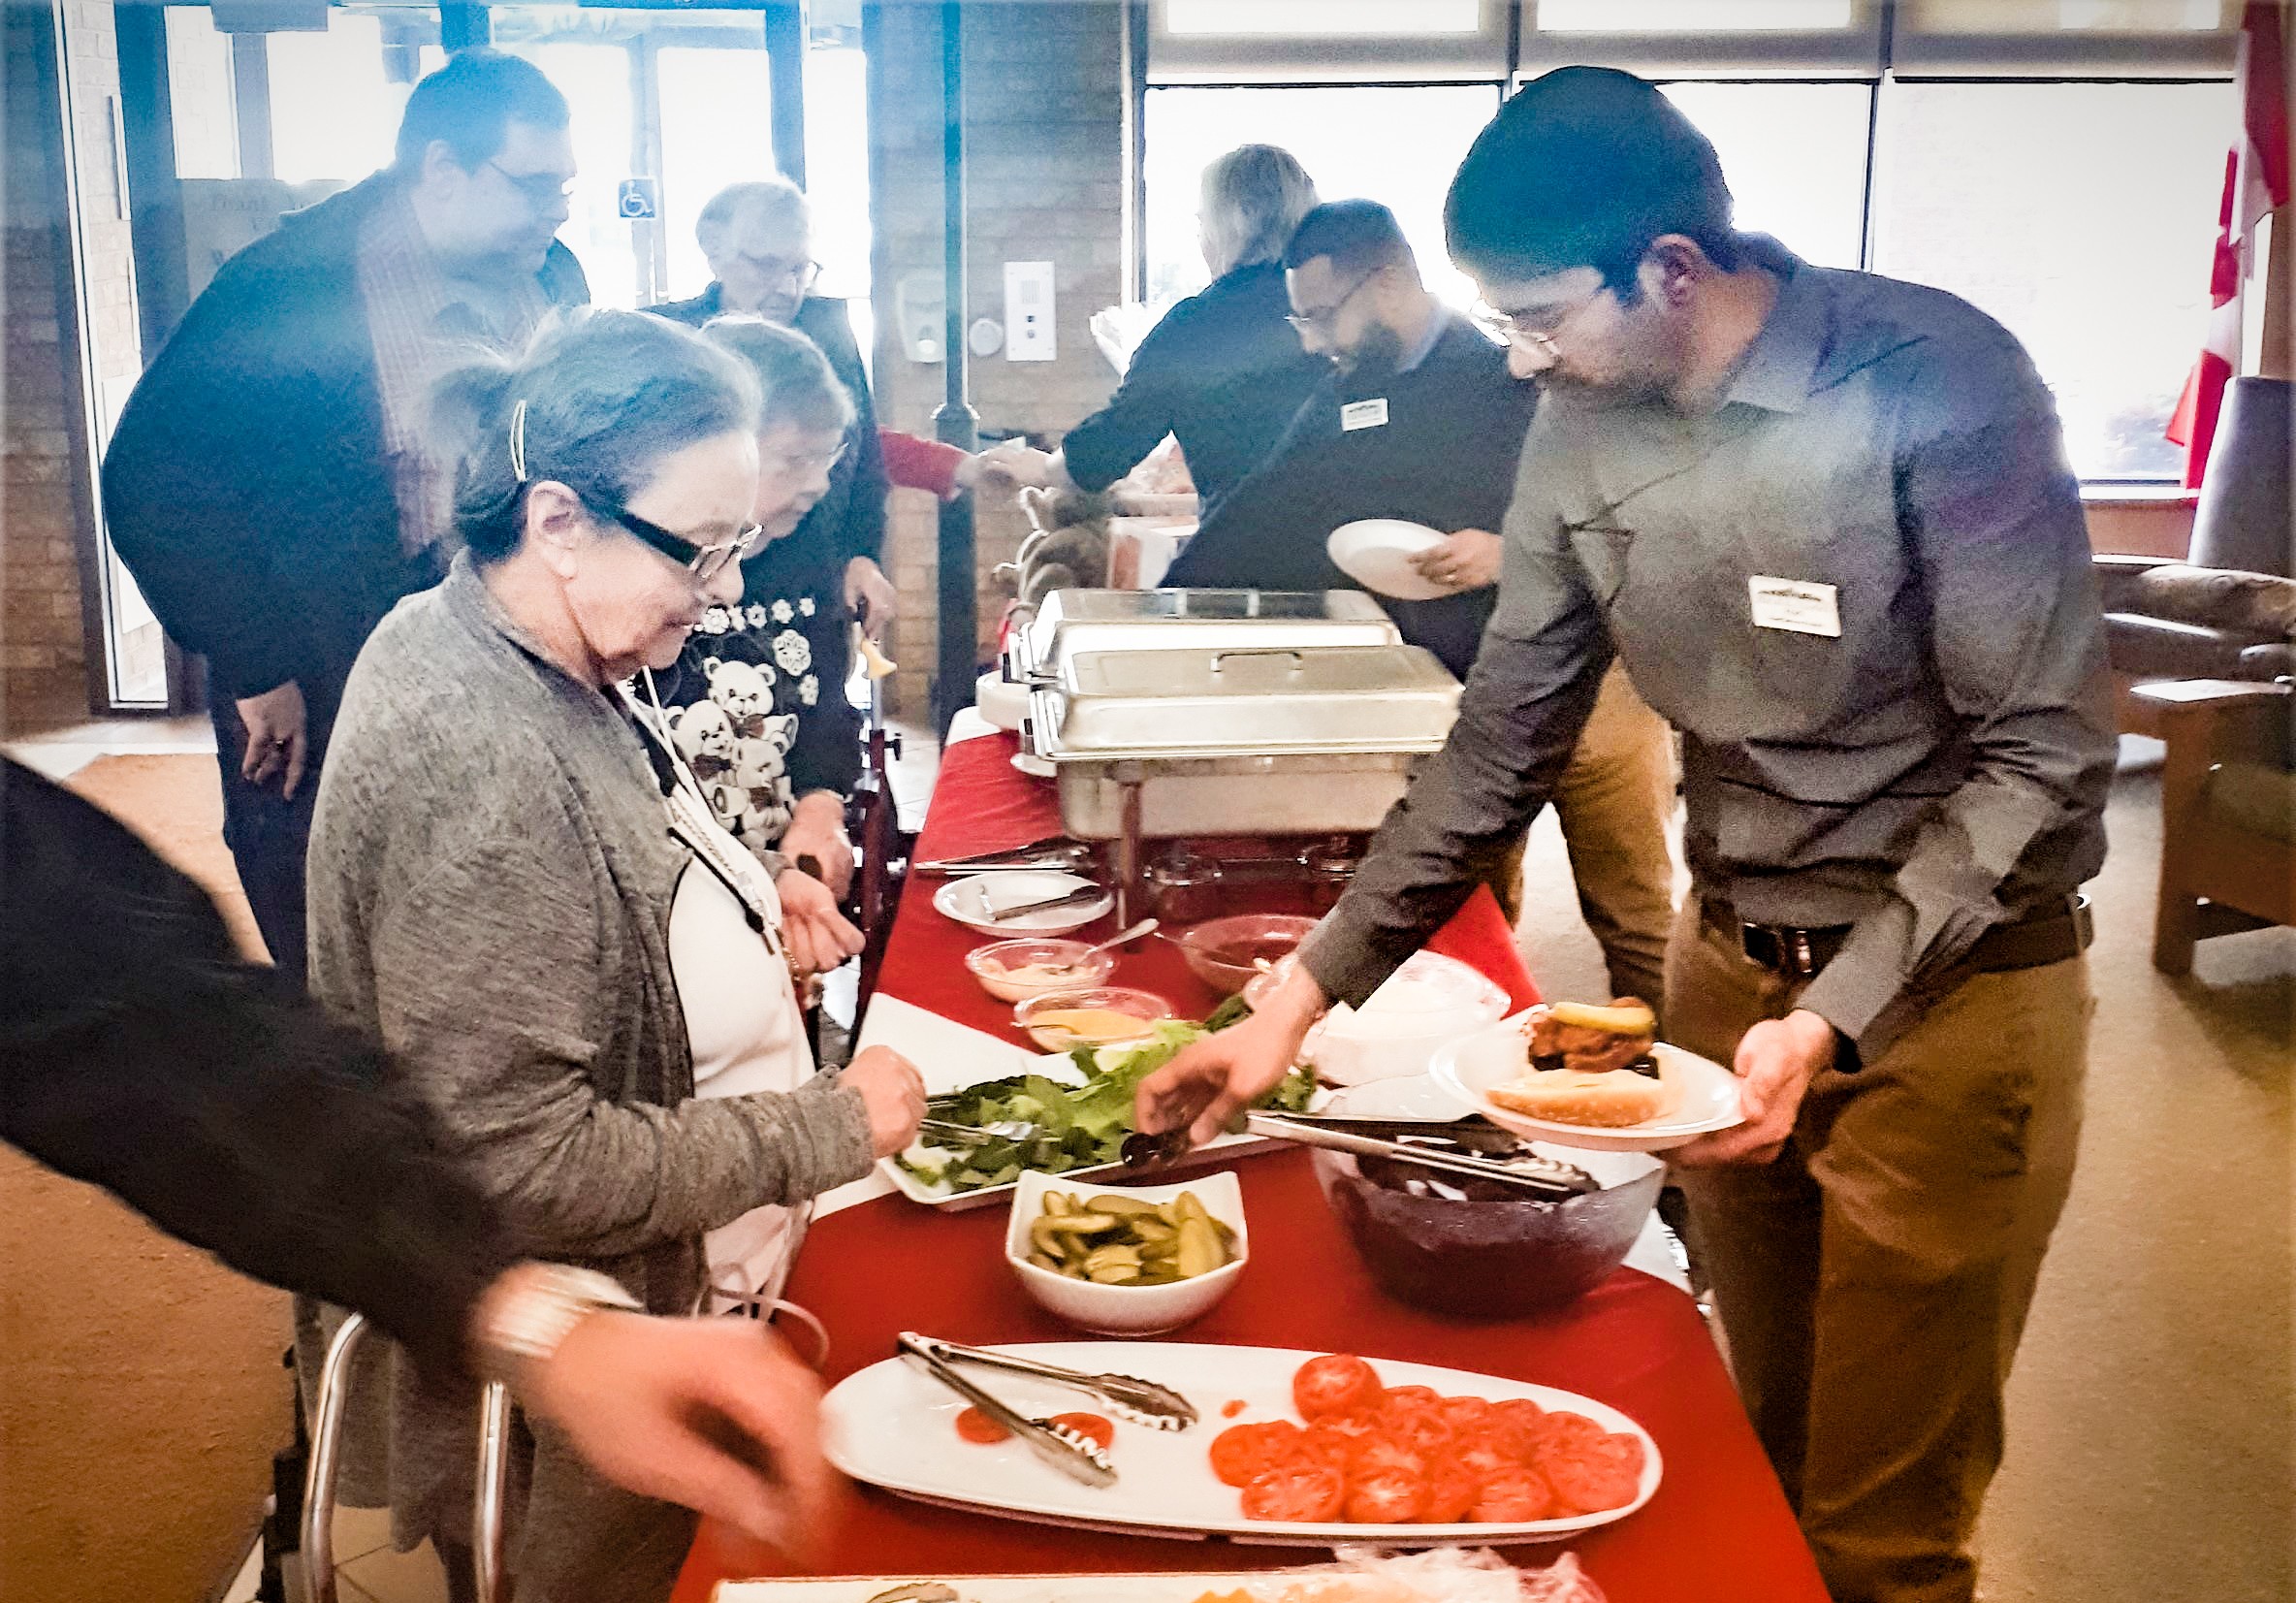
left=1004, top=1169, right=1248, bottom=1336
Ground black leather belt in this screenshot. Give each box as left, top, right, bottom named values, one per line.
left=1700, top=894, right=2093, bottom=980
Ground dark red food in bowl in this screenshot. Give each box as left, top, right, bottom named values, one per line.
left=1312, top=1147, right=1664, bottom=1318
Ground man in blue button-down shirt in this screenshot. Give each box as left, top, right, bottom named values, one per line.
left=1140, top=68, right=2114, bottom=1603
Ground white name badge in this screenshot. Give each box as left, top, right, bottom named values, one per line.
left=1747, top=575, right=1842, bottom=638
left=1339, top=397, right=1389, bottom=432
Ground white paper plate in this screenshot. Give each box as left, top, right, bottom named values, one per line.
left=881, top=1049, right=1303, bottom=1212
left=823, top=1341, right=1661, bottom=1546
left=933, top=870, right=1113, bottom=937
left=1431, top=1020, right=1744, bottom=1153
left=1326, top=519, right=1457, bottom=602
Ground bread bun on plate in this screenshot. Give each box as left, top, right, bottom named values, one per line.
left=1493, top=996, right=1674, bottom=1129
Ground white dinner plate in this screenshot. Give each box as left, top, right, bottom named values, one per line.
left=881, top=1049, right=1304, bottom=1212
left=933, top=870, right=1113, bottom=937
left=1326, top=519, right=1457, bottom=601
left=822, top=1341, right=1661, bottom=1546
left=1431, top=1019, right=1744, bottom=1154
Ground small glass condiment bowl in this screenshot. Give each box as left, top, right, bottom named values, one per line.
left=1176, top=913, right=1319, bottom=996
left=1012, top=986, right=1175, bottom=1052
left=964, top=938, right=1117, bottom=1003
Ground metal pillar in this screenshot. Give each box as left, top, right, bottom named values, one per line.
left=930, top=0, right=979, bottom=738
left=764, top=0, right=808, bottom=185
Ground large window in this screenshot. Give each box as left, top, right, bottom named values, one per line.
left=1142, top=84, right=1502, bottom=309
left=1148, top=1, right=2246, bottom=483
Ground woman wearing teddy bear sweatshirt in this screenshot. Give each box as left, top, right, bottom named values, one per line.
left=650, top=316, right=868, bottom=907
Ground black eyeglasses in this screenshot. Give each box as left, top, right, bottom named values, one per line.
left=586, top=497, right=761, bottom=583
left=485, top=158, right=575, bottom=208
left=1285, top=270, right=1378, bottom=335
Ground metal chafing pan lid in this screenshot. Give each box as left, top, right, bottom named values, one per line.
left=1034, top=643, right=1461, bottom=759
left=1013, top=589, right=1399, bottom=680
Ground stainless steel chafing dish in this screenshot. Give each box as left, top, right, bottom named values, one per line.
left=1023, top=642, right=1462, bottom=921
left=1005, top=589, right=1400, bottom=686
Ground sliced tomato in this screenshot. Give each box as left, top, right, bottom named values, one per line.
left=1048, top=1411, right=1115, bottom=1452
left=1239, top=1463, right=1345, bottom=1523
left=1439, top=1395, right=1495, bottom=1433
left=1344, top=1464, right=1427, bottom=1523
left=1382, top=1407, right=1456, bottom=1461
left=954, top=1405, right=1010, bottom=1444
left=1221, top=1398, right=1248, bottom=1419
left=1382, top=1383, right=1441, bottom=1412
left=1454, top=1443, right=1515, bottom=1485
left=1544, top=1429, right=1646, bottom=1517
left=1293, top=1354, right=1385, bottom=1422
left=1419, top=1458, right=1483, bottom=1523
left=1208, top=1420, right=1304, bottom=1488
left=1489, top=1396, right=1549, bottom=1461
left=1471, top=1466, right=1558, bottom=1522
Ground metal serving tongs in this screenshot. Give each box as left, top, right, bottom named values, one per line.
left=896, top=1332, right=1118, bottom=1486
left=910, top=1333, right=1197, bottom=1431
left=915, top=836, right=1096, bottom=877
left=1123, top=1113, right=1598, bottom=1201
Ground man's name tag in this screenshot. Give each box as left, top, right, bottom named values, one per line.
left=1339, top=397, right=1388, bottom=432
left=1748, top=575, right=1842, bottom=638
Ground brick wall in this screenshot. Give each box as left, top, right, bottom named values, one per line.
left=867, top=0, right=1126, bottom=720
left=3, top=4, right=91, bottom=736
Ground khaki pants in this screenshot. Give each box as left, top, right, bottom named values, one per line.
left=1542, top=661, right=1677, bottom=1008
left=1666, top=902, right=2089, bottom=1603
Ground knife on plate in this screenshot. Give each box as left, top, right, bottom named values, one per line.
left=979, top=882, right=1107, bottom=922
left=895, top=1331, right=1118, bottom=1488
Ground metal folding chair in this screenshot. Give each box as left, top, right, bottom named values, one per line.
left=302, top=1313, right=514, bottom=1603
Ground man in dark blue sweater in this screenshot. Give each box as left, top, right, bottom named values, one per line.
left=1165, top=201, right=1677, bottom=1004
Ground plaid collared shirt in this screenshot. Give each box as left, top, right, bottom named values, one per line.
left=357, top=186, right=552, bottom=558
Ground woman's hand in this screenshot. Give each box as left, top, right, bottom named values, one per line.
left=841, top=1044, right=927, bottom=1157
left=773, top=868, right=865, bottom=976
left=778, top=794, right=855, bottom=900
left=843, top=557, right=898, bottom=640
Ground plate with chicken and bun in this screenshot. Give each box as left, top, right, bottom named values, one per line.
left=1430, top=996, right=1743, bottom=1153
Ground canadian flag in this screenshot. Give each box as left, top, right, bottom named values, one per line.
left=2165, top=3, right=2291, bottom=487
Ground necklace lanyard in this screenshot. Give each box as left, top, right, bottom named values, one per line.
left=621, top=678, right=784, bottom=958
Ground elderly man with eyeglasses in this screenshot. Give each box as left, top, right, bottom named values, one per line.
left=654, top=178, right=899, bottom=641
left=102, top=48, right=590, bottom=986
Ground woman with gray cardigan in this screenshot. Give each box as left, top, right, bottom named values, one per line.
left=305, top=309, right=925, bottom=1603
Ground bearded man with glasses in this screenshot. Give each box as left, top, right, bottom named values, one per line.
left=102, top=48, right=589, bottom=986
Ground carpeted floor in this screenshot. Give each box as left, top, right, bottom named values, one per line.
left=1515, top=740, right=2294, bottom=1603
left=0, top=753, right=291, bottom=1603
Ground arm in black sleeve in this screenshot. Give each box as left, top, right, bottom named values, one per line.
left=784, top=593, right=865, bottom=803
left=0, top=758, right=514, bottom=1374
left=1058, top=305, right=1197, bottom=493
left=800, top=298, right=890, bottom=567
left=98, top=266, right=327, bottom=700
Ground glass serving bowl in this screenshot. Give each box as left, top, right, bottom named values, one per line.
left=1174, top=913, right=1320, bottom=996
left=964, top=938, right=1118, bottom=1003
left=1011, top=986, right=1176, bottom=1052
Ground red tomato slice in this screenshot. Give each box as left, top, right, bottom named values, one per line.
left=1345, top=1464, right=1427, bottom=1523
left=1349, top=1435, right=1425, bottom=1481
left=954, top=1405, right=1010, bottom=1444
left=1048, top=1412, right=1115, bottom=1452
left=1472, top=1465, right=1558, bottom=1522
left=1382, top=1407, right=1456, bottom=1460
left=1544, top=1429, right=1646, bottom=1516
left=1419, top=1458, right=1483, bottom=1523
left=1208, top=1420, right=1304, bottom=1488
left=1313, top=1406, right=1387, bottom=1443
left=1239, top=1463, right=1345, bottom=1523
left=1455, top=1443, right=1515, bottom=1485
left=1490, top=1396, right=1549, bottom=1461
left=1297, top=1423, right=1356, bottom=1471
left=1221, top=1398, right=1248, bottom=1419
left=1293, top=1354, right=1385, bottom=1421
left=1439, top=1395, right=1495, bottom=1433
left=1383, top=1384, right=1441, bottom=1412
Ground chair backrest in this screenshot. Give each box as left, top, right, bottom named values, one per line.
left=2190, top=377, right=2293, bottom=580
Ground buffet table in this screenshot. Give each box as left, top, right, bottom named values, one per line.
left=673, top=732, right=1828, bottom=1602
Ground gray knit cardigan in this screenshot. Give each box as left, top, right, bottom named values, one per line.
left=306, top=553, right=872, bottom=1598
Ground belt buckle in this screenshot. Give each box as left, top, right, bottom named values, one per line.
left=1739, top=920, right=1820, bottom=978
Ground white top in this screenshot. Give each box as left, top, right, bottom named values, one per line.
left=667, top=815, right=815, bottom=1313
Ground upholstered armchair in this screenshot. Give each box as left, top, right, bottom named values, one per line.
left=2135, top=678, right=2296, bottom=972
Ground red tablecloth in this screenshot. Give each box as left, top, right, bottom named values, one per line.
left=674, top=734, right=1827, bottom=1602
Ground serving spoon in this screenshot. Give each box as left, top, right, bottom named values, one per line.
left=1052, top=916, right=1159, bottom=974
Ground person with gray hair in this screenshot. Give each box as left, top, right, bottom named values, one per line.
left=306, top=307, right=924, bottom=1603
left=645, top=314, right=872, bottom=928
left=655, top=177, right=898, bottom=638
left=981, top=144, right=1326, bottom=514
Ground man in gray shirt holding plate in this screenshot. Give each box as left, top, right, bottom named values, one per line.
left=1139, top=68, right=2112, bottom=1603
